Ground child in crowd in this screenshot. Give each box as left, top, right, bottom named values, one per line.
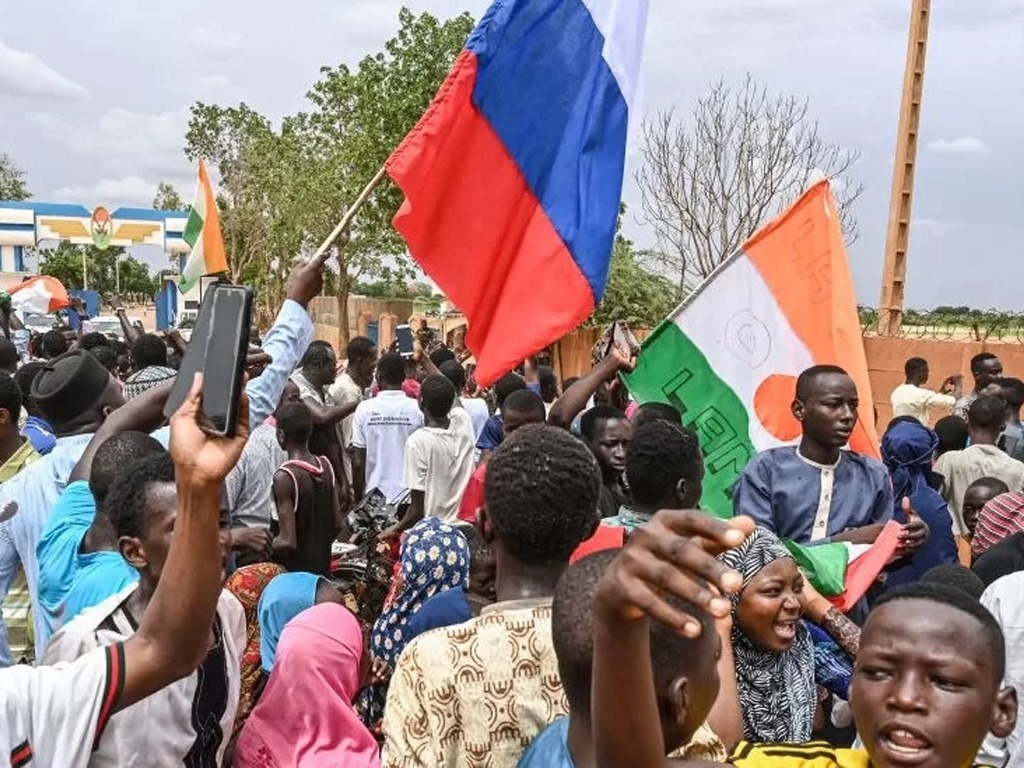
left=271, top=401, right=342, bottom=576
left=519, top=550, right=731, bottom=767
left=588, top=511, right=1017, bottom=768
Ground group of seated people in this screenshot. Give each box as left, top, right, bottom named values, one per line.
left=1, top=253, right=1023, bottom=768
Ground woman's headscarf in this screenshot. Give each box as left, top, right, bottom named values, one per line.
left=717, top=527, right=816, bottom=743
left=882, top=419, right=940, bottom=513
left=224, top=563, right=287, bottom=735
left=258, top=571, right=323, bottom=674
left=370, top=518, right=470, bottom=668
left=235, top=603, right=381, bottom=768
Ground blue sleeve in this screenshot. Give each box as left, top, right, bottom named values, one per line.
left=806, top=621, right=853, bottom=699
left=477, top=416, right=504, bottom=451
left=35, top=481, right=96, bottom=646
left=0, top=524, right=18, bottom=666
left=245, top=299, right=315, bottom=429
left=869, top=464, right=895, bottom=526
left=732, top=455, right=776, bottom=532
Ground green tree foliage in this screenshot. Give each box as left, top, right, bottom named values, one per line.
left=152, top=182, right=185, bottom=211
left=39, top=242, right=157, bottom=297
left=183, top=7, right=474, bottom=333
left=591, top=238, right=681, bottom=329
left=0, top=153, right=30, bottom=201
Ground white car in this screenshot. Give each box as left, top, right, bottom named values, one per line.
left=21, top=314, right=59, bottom=333
left=84, top=316, right=127, bottom=342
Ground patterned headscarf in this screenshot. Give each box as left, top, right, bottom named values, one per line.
left=370, top=518, right=470, bottom=668
left=224, top=562, right=287, bottom=735
left=718, top=527, right=816, bottom=743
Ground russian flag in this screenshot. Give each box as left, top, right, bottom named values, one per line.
left=386, top=0, right=649, bottom=385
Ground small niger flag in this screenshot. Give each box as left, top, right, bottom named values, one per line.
left=9, top=275, right=71, bottom=315
left=180, top=160, right=227, bottom=293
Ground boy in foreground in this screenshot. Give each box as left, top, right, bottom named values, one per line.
left=591, top=511, right=1017, bottom=768
left=0, top=375, right=249, bottom=766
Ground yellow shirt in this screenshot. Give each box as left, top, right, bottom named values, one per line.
left=0, top=438, right=39, bottom=484
left=731, top=742, right=870, bottom=768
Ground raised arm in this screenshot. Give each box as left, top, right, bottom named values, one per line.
left=301, top=397, right=359, bottom=428
left=117, top=374, right=249, bottom=710
left=592, top=511, right=754, bottom=768
left=243, top=255, right=323, bottom=428
left=114, top=307, right=142, bottom=346
left=800, top=581, right=861, bottom=659
left=548, top=350, right=632, bottom=429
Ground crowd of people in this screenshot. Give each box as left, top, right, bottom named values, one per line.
left=1, top=252, right=1023, bottom=768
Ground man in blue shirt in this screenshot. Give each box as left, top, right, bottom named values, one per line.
left=36, top=390, right=174, bottom=645
left=733, top=365, right=928, bottom=553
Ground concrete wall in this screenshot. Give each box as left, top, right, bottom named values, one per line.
left=308, top=295, right=414, bottom=352
left=865, top=336, right=1024, bottom=428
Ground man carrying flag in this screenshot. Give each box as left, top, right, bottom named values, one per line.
left=623, top=181, right=929, bottom=602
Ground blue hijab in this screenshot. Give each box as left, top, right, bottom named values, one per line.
left=257, top=572, right=323, bottom=673
left=881, top=420, right=958, bottom=587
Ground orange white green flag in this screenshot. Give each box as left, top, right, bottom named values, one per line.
left=623, top=180, right=878, bottom=519
left=180, top=160, right=227, bottom=293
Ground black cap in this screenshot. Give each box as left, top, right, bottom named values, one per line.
left=32, top=350, right=112, bottom=425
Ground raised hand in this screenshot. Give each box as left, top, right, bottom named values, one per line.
left=896, top=496, right=930, bottom=557
left=595, top=510, right=755, bottom=637
left=285, top=253, right=329, bottom=309
left=169, top=373, right=250, bottom=488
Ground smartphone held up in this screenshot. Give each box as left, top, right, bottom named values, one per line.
left=164, top=284, right=254, bottom=436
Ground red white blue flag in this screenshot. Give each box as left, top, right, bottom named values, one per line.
left=387, top=0, right=650, bottom=385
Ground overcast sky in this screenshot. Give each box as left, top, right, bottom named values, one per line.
left=1, top=0, right=1021, bottom=309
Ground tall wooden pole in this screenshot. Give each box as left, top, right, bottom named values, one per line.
left=877, top=0, right=931, bottom=336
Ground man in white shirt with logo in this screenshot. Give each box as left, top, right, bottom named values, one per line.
left=352, top=352, right=424, bottom=503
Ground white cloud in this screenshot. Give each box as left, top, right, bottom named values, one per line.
left=197, top=74, right=230, bottom=90
left=0, top=40, right=88, bottom=101
left=912, top=218, right=966, bottom=237
left=926, top=136, right=992, bottom=156
left=51, top=176, right=162, bottom=207
left=188, top=26, right=242, bottom=53
left=35, top=108, right=191, bottom=177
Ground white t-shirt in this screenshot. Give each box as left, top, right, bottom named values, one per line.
left=328, top=371, right=366, bottom=484
left=1, top=642, right=123, bottom=768
left=42, top=583, right=246, bottom=767
left=460, top=398, right=491, bottom=442
left=403, top=410, right=476, bottom=523
left=352, top=390, right=425, bottom=502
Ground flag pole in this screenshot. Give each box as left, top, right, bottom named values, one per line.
left=314, top=165, right=389, bottom=257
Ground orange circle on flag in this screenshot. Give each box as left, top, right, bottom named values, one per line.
left=753, top=374, right=802, bottom=441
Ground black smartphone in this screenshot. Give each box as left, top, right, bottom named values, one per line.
left=164, top=284, right=254, bottom=436
left=396, top=324, right=414, bottom=358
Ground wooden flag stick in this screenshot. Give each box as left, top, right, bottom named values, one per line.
left=314, top=165, right=389, bottom=257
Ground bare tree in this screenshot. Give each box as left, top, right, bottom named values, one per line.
left=635, top=75, right=863, bottom=291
